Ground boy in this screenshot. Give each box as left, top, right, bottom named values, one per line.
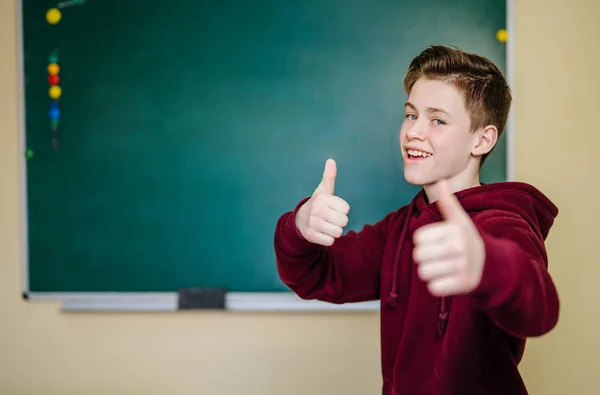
left=273, top=45, right=560, bottom=395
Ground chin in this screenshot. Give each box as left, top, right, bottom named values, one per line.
left=403, top=169, right=437, bottom=186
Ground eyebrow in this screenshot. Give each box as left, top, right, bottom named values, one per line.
left=405, top=102, right=451, bottom=116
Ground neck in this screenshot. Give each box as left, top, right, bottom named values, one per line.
left=424, top=170, right=480, bottom=203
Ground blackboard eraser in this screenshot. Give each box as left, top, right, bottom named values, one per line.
left=177, top=287, right=227, bottom=310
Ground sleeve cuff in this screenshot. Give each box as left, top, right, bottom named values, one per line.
left=275, top=197, right=318, bottom=255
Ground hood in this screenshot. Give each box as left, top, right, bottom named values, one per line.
left=415, top=181, right=559, bottom=240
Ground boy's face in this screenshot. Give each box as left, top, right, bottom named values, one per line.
left=399, top=78, right=480, bottom=187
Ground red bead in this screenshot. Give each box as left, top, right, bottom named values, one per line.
left=48, top=75, right=60, bottom=85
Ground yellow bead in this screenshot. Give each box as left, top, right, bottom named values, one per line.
left=496, top=29, right=508, bottom=43
left=49, top=85, right=62, bottom=99
left=46, top=8, right=62, bottom=25
left=47, top=63, right=60, bottom=76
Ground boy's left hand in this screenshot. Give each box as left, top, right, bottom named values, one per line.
left=413, top=180, right=485, bottom=297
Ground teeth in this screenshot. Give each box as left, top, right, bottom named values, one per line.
left=407, top=149, right=432, bottom=158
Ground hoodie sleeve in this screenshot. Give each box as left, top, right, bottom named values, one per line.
left=471, top=212, right=560, bottom=338
left=274, top=198, right=393, bottom=304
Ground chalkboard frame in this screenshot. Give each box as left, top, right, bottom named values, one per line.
left=16, top=0, right=515, bottom=312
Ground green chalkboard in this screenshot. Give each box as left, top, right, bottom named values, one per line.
left=21, top=0, right=508, bottom=294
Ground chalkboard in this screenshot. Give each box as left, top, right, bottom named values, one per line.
left=19, top=0, right=508, bottom=299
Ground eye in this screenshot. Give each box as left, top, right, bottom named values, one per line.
left=405, top=114, right=417, bottom=121
left=433, top=119, right=446, bottom=126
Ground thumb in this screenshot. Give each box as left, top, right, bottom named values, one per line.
left=319, top=158, right=337, bottom=195
left=436, top=179, right=465, bottom=222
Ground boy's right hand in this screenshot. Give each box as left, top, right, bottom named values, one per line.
left=295, top=159, right=351, bottom=246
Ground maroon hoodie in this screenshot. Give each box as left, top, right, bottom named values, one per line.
left=274, top=182, right=560, bottom=395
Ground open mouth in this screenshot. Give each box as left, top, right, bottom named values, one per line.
left=406, top=148, right=433, bottom=160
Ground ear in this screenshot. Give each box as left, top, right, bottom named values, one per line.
left=471, top=125, right=498, bottom=157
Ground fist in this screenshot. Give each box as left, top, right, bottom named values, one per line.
left=413, top=180, right=485, bottom=297
left=295, top=159, right=350, bottom=246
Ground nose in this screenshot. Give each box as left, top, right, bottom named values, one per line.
left=406, top=119, right=426, bottom=140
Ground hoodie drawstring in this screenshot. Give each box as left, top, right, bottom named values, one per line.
left=386, top=199, right=416, bottom=309
left=437, top=297, right=450, bottom=337
left=385, top=197, right=451, bottom=338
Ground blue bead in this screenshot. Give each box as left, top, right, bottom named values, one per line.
left=49, top=107, right=60, bottom=119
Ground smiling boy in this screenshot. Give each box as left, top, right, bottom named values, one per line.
left=273, top=45, right=560, bottom=394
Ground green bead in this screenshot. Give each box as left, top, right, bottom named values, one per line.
left=48, top=50, right=59, bottom=63
left=25, top=148, right=34, bottom=159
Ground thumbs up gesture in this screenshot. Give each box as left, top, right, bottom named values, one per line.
left=413, top=180, right=485, bottom=297
left=295, top=159, right=351, bottom=246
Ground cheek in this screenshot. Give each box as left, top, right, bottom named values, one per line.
left=433, top=135, right=472, bottom=163
left=399, top=124, right=408, bottom=141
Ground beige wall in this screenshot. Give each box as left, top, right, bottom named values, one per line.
left=511, top=1, right=600, bottom=392
left=1, top=1, right=598, bottom=394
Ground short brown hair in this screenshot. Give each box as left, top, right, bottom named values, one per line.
left=403, top=45, right=512, bottom=165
